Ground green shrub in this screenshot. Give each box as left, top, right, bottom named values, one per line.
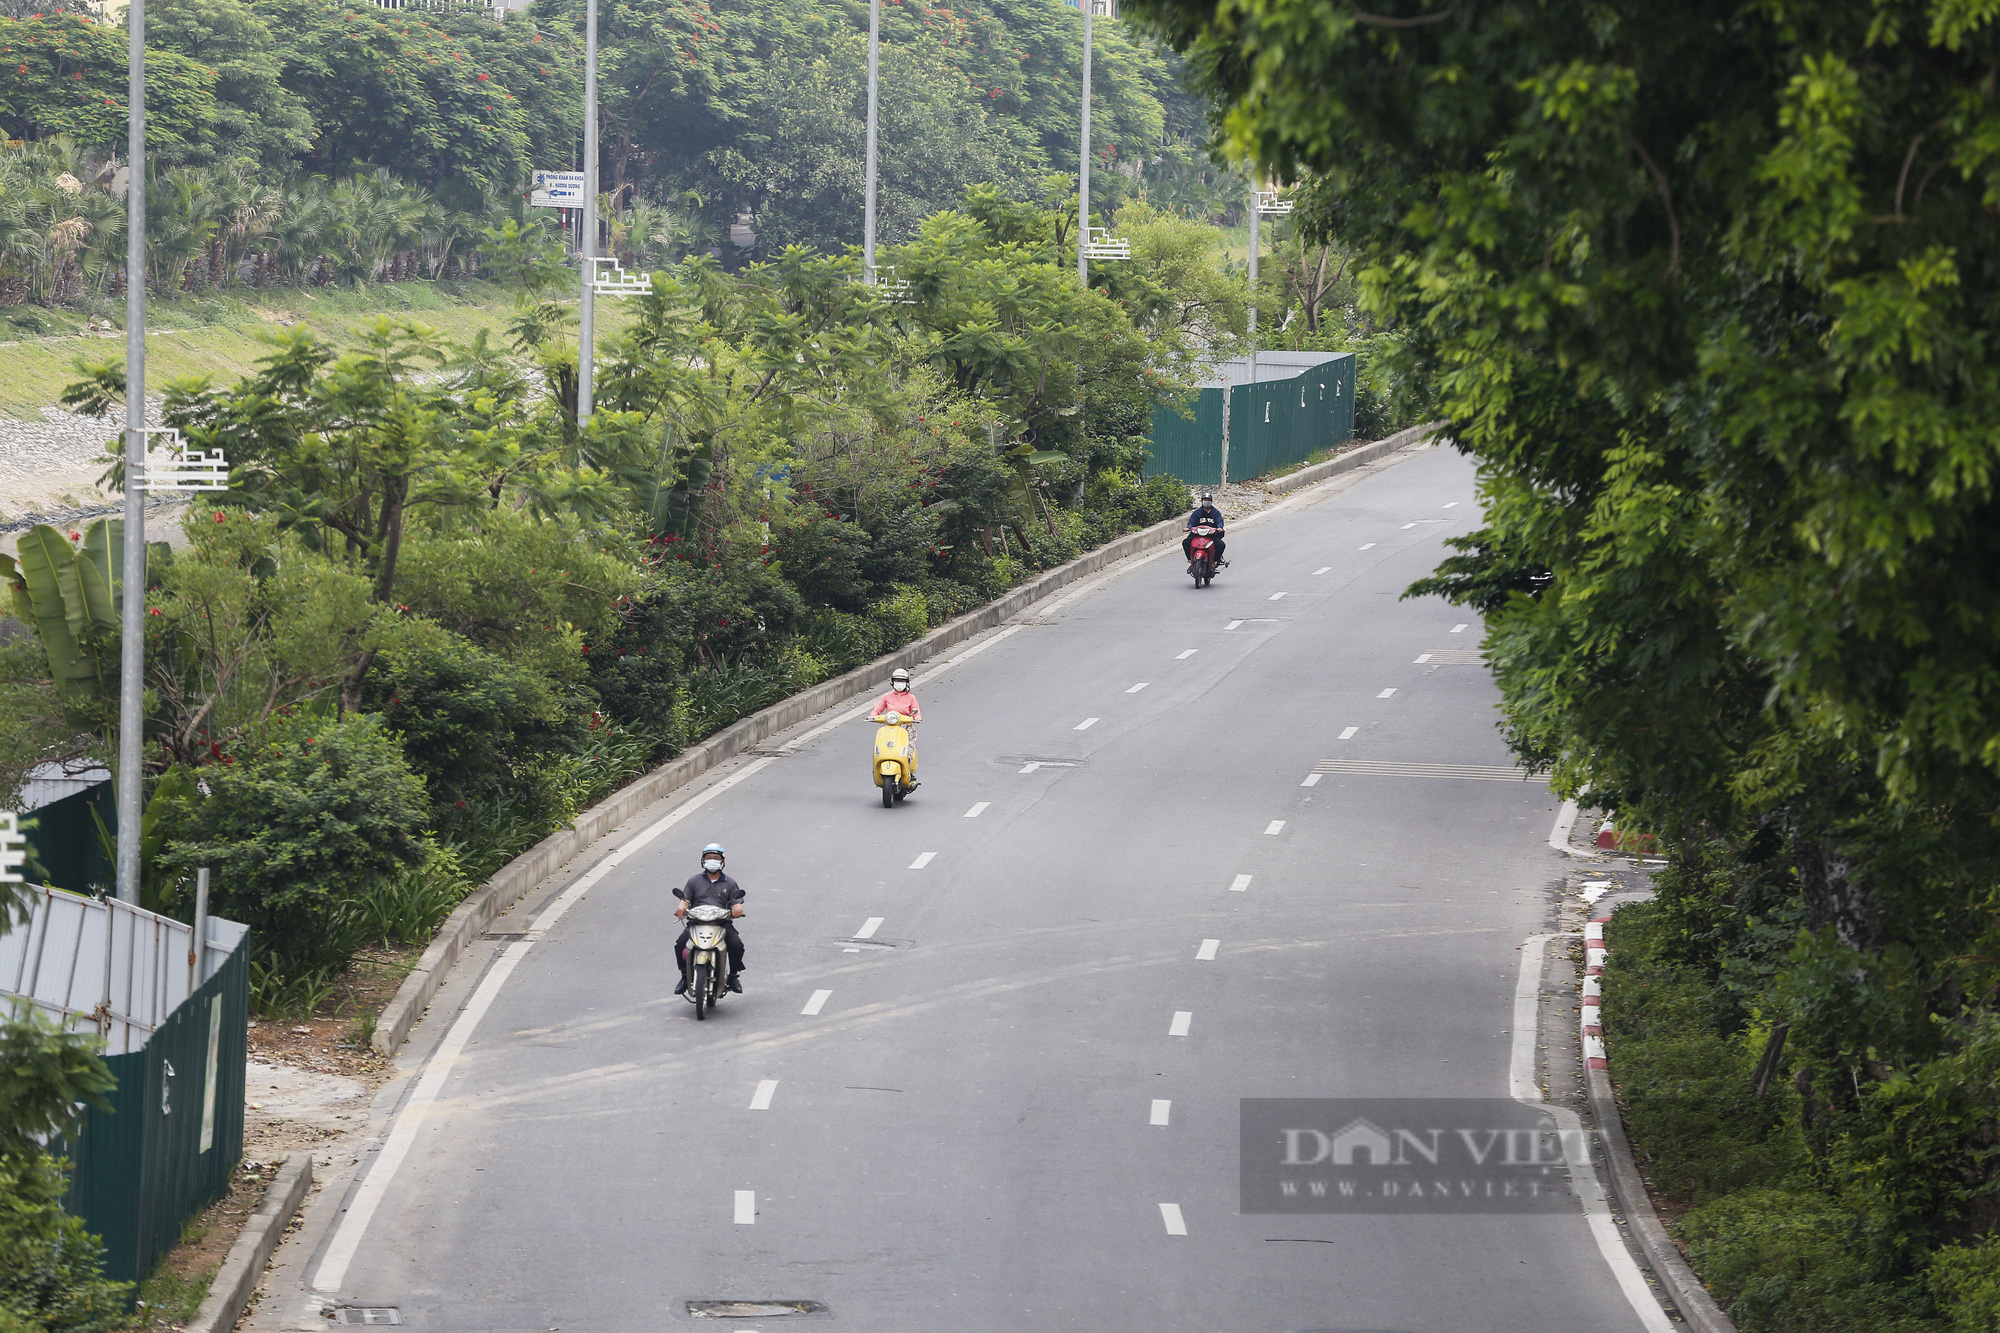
left=1929, top=1240, right=2000, bottom=1332
left=369, top=633, right=563, bottom=796
left=357, top=841, right=471, bottom=946
left=0, top=1154, right=130, bottom=1333
left=798, top=608, right=885, bottom=674
left=867, top=585, right=930, bottom=649
left=163, top=710, right=429, bottom=970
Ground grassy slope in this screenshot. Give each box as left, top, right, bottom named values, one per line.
left=0, top=281, right=629, bottom=418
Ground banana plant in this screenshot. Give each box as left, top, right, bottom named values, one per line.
left=0, top=519, right=168, bottom=733
left=1003, top=442, right=1066, bottom=539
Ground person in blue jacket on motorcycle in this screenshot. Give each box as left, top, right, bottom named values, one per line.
left=1183, top=491, right=1227, bottom=566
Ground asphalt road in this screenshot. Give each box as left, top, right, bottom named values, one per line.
left=304, top=443, right=1654, bottom=1333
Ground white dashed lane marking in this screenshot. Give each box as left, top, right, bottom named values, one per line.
left=1264, top=821, right=1285, bottom=835
left=1301, top=773, right=1322, bottom=786
left=1415, top=653, right=1432, bottom=662
left=1313, top=566, right=1331, bottom=575
left=1176, top=648, right=1197, bottom=659
left=1229, top=874, right=1252, bottom=893
left=963, top=802, right=989, bottom=818
left=734, top=1190, right=756, bottom=1224
left=1339, top=726, right=1358, bottom=740
left=1444, top=501, right=1460, bottom=508
left=1451, top=623, right=1469, bottom=633
left=1127, top=682, right=1149, bottom=693
left=1169, top=1012, right=1193, bottom=1037
left=1160, top=1203, right=1188, bottom=1236
left=1075, top=717, right=1099, bottom=731
left=1151, top=1100, right=1172, bottom=1126
left=749, top=1080, right=777, bottom=1111
left=802, top=990, right=832, bottom=1016
left=1377, top=688, right=1396, bottom=698
left=1268, top=592, right=1286, bottom=601
left=909, top=852, right=936, bottom=869
left=855, top=917, right=884, bottom=938
left=1359, top=543, right=1376, bottom=550
left=1196, top=939, right=1219, bottom=961
left=1225, top=619, right=1244, bottom=630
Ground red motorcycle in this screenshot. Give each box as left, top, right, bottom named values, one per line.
left=1187, top=524, right=1223, bottom=588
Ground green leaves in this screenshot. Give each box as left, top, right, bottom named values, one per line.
left=0, top=521, right=137, bottom=733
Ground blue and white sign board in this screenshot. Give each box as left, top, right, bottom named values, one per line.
left=531, top=170, right=587, bottom=209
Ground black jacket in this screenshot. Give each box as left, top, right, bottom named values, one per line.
left=675, top=871, right=745, bottom=909
left=1187, top=504, right=1224, bottom=530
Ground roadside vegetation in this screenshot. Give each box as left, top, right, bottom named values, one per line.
left=1127, top=0, right=2000, bottom=1326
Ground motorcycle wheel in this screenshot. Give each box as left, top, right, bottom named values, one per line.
left=882, top=780, right=895, bottom=808
left=693, top=963, right=710, bottom=1019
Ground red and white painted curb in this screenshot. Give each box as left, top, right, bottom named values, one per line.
left=1582, top=916, right=1609, bottom=1068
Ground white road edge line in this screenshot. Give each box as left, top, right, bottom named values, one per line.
left=734, top=1190, right=756, bottom=1225
left=1548, top=799, right=1583, bottom=856
left=964, top=802, right=989, bottom=818
left=909, top=852, right=936, bottom=869
left=1300, top=773, right=1321, bottom=787
left=1150, top=1099, right=1172, bottom=1126
left=1264, top=821, right=1285, bottom=835
left=1229, top=874, right=1252, bottom=893
left=1127, top=682, right=1149, bottom=693
left=855, top=917, right=884, bottom=939
left=1169, top=1011, right=1192, bottom=1036
left=1176, top=648, right=1197, bottom=659
left=311, top=753, right=777, bottom=1294
left=1075, top=717, right=1099, bottom=730
left=802, top=989, right=832, bottom=1016
left=1339, top=726, right=1358, bottom=740
left=750, top=1080, right=777, bottom=1111
left=1512, top=933, right=1674, bottom=1333
left=1160, top=1203, right=1188, bottom=1236
left=1196, top=939, right=1219, bottom=961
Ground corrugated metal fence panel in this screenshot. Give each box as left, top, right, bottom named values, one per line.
left=1143, top=389, right=1223, bottom=485
left=1229, top=354, right=1357, bottom=481
left=0, top=886, right=246, bottom=1055
left=61, top=940, right=249, bottom=1289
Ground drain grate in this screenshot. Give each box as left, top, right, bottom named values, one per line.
left=482, top=932, right=529, bottom=942
left=688, top=1299, right=829, bottom=1318
left=329, top=1309, right=401, bottom=1326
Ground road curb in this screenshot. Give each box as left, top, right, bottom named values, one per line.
left=1583, top=915, right=1739, bottom=1333
left=185, top=1150, right=313, bottom=1333
left=370, top=424, right=1441, bottom=1055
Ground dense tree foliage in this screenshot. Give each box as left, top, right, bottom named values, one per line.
left=1123, top=0, right=2000, bottom=1323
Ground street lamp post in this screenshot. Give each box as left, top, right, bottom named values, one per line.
left=115, top=0, right=147, bottom=905
left=863, top=0, right=881, bottom=284
left=1247, top=178, right=1259, bottom=401
left=1077, top=0, right=1093, bottom=286
left=577, top=0, right=599, bottom=425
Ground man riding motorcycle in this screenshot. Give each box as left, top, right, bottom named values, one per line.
left=1183, top=491, right=1227, bottom=566
left=674, top=843, right=745, bottom=993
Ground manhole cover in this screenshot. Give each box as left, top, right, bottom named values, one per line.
left=688, top=1299, right=829, bottom=1318
left=328, top=1310, right=401, bottom=1326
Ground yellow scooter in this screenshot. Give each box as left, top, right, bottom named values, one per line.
left=873, top=711, right=918, bottom=807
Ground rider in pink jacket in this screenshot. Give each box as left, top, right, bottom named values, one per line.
left=871, top=667, right=922, bottom=722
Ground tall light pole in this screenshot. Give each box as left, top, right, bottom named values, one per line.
left=863, top=0, right=881, bottom=283
left=578, top=0, right=599, bottom=425
left=1247, top=179, right=1259, bottom=388
left=1077, top=0, right=1094, bottom=286
left=116, top=0, right=147, bottom=905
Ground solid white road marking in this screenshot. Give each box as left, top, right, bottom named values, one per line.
left=1339, top=727, right=1358, bottom=740
left=1196, top=939, right=1219, bottom=961
left=1451, top=623, right=1468, bottom=633
left=1229, top=874, right=1252, bottom=892
left=1377, top=688, right=1397, bottom=698
left=1512, top=935, right=1675, bottom=1333
left=1151, top=1099, right=1172, bottom=1126
left=1075, top=717, right=1099, bottom=730
left=856, top=917, right=884, bottom=939
left=1268, top=592, right=1286, bottom=601
left=1176, top=648, right=1197, bottom=659
left=909, top=852, right=936, bottom=869
left=1018, top=762, right=1041, bottom=774
left=310, top=753, right=780, bottom=1294
left=1313, top=566, right=1331, bottom=575
left=1415, top=653, right=1433, bottom=662
left=1264, top=820, right=1285, bottom=835
left=964, top=802, right=989, bottom=818
left=802, top=989, right=832, bottom=1016
left=1225, top=619, right=1244, bottom=630
left=1300, top=773, right=1321, bottom=787
left=1359, top=543, right=1376, bottom=550
left=1127, top=682, right=1149, bottom=693
left=750, top=1080, right=777, bottom=1111
left=1169, top=1011, right=1193, bottom=1036
left=735, top=1190, right=756, bottom=1225
left=1160, top=1203, right=1188, bottom=1236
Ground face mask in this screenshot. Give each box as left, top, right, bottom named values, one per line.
left=893, top=682, right=908, bottom=692
left=703, top=859, right=722, bottom=873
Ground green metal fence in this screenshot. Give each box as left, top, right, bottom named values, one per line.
left=1143, top=353, right=1357, bottom=486
left=62, top=940, right=249, bottom=1288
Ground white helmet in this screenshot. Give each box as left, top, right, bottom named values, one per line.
left=891, top=668, right=911, bottom=689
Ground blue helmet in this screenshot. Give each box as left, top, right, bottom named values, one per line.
left=702, top=843, right=725, bottom=859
